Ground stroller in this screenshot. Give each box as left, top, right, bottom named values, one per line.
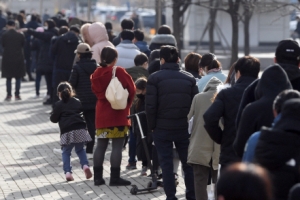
left=127, top=111, right=163, bottom=195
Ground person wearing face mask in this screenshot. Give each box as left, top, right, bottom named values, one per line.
left=131, top=78, right=151, bottom=176
left=125, top=53, right=149, bottom=170
left=197, top=53, right=227, bottom=92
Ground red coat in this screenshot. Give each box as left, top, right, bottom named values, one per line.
left=91, top=65, right=136, bottom=129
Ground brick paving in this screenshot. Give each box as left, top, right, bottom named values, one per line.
left=0, top=78, right=187, bottom=200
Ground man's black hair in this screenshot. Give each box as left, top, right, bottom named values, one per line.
left=121, top=19, right=134, bottom=30
left=134, top=29, right=144, bottom=41
left=134, top=53, right=148, bottom=66
left=160, top=45, right=179, bottom=63
left=234, top=56, right=260, bottom=78
left=121, top=29, right=134, bottom=41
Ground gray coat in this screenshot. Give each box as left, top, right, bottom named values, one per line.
left=187, top=77, right=222, bottom=170
left=1, top=29, right=25, bottom=78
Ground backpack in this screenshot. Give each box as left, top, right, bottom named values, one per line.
left=105, top=66, right=129, bottom=110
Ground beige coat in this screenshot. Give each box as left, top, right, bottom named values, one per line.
left=187, top=77, right=221, bottom=170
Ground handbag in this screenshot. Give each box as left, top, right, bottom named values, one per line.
left=105, top=66, right=129, bottom=110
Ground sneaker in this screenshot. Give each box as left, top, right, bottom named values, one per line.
left=86, top=153, right=93, bottom=160
left=4, top=96, right=12, bottom=101
left=15, top=96, right=22, bottom=101
left=65, top=172, right=74, bottom=181
left=83, top=165, right=93, bottom=179
left=33, top=95, right=40, bottom=99
left=140, top=166, right=147, bottom=176
left=43, top=94, right=50, bottom=102
left=126, top=163, right=137, bottom=170
left=53, top=148, right=62, bottom=155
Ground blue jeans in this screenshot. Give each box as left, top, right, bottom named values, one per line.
left=62, top=143, right=89, bottom=174
left=153, top=129, right=195, bottom=200
left=6, top=77, right=21, bottom=96
left=128, top=128, right=137, bottom=163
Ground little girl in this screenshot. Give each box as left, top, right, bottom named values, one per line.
left=50, top=82, right=93, bottom=181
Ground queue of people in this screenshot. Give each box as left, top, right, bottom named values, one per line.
left=2, top=9, right=300, bottom=200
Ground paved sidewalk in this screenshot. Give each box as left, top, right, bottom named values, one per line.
left=0, top=78, right=187, bottom=200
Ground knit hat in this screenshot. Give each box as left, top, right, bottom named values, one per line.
left=74, top=43, right=93, bottom=54
left=275, top=39, right=300, bottom=62
left=70, top=24, right=80, bottom=34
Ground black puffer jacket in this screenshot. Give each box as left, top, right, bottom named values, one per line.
left=255, top=99, right=300, bottom=200
left=51, top=31, right=79, bottom=71
left=278, top=63, right=300, bottom=91
left=234, top=65, right=292, bottom=158
left=69, top=58, right=97, bottom=110
left=27, top=28, right=58, bottom=74
left=50, top=97, right=86, bottom=135
left=203, top=76, right=257, bottom=166
left=146, top=62, right=198, bottom=131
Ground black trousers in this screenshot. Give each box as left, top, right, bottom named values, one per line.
left=83, top=109, right=96, bottom=154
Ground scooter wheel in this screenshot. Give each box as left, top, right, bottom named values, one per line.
left=130, top=186, right=138, bottom=195
left=147, top=181, right=153, bottom=188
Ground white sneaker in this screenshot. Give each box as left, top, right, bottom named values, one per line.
left=33, top=95, right=40, bottom=99
left=86, top=153, right=93, bottom=160
left=53, top=148, right=62, bottom=155
left=43, top=95, right=50, bottom=103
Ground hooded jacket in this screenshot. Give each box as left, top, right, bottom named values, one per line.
left=135, top=41, right=150, bottom=57
left=146, top=62, right=199, bottom=131
left=69, top=58, right=97, bottom=110
left=115, top=40, right=141, bottom=69
left=88, top=22, right=114, bottom=64
left=149, top=34, right=177, bottom=51
left=203, top=76, right=257, bottom=166
left=187, top=77, right=221, bottom=169
left=234, top=65, right=292, bottom=158
left=51, top=31, right=79, bottom=71
left=91, top=65, right=136, bottom=129
left=255, top=99, right=300, bottom=200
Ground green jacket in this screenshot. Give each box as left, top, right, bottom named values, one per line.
left=126, top=66, right=149, bottom=82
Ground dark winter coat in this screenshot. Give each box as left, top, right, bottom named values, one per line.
left=112, top=34, right=121, bottom=46
left=135, top=41, right=151, bottom=57
left=30, top=37, right=41, bottom=62
left=255, top=99, right=300, bottom=200
left=50, top=97, right=87, bottom=135
left=203, top=76, right=257, bottom=166
left=27, top=28, right=58, bottom=74
left=1, top=29, right=25, bottom=78
left=125, top=66, right=149, bottom=82
left=69, top=58, right=97, bottom=111
left=186, top=69, right=201, bottom=79
left=146, top=62, right=199, bottom=131
left=0, top=15, right=6, bottom=31
left=24, top=21, right=40, bottom=58
left=234, top=65, right=292, bottom=158
left=51, top=32, right=80, bottom=71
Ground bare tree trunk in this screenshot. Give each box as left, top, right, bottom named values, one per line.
left=228, top=0, right=241, bottom=66
left=244, top=13, right=251, bottom=55
left=172, top=1, right=181, bottom=54
left=172, top=0, right=191, bottom=56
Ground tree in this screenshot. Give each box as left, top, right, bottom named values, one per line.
left=171, top=0, right=191, bottom=54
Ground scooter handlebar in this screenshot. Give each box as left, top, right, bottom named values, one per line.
left=127, top=111, right=146, bottom=119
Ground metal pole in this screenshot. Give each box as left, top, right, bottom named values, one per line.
left=87, top=0, right=91, bottom=21
left=39, top=0, right=43, bottom=16
left=155, top=0, right=162, bottom=32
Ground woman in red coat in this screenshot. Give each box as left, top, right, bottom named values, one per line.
left=91, top=46, right=136, bottom=186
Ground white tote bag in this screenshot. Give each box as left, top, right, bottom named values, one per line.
left=105, top=66, right=129, bottom=110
